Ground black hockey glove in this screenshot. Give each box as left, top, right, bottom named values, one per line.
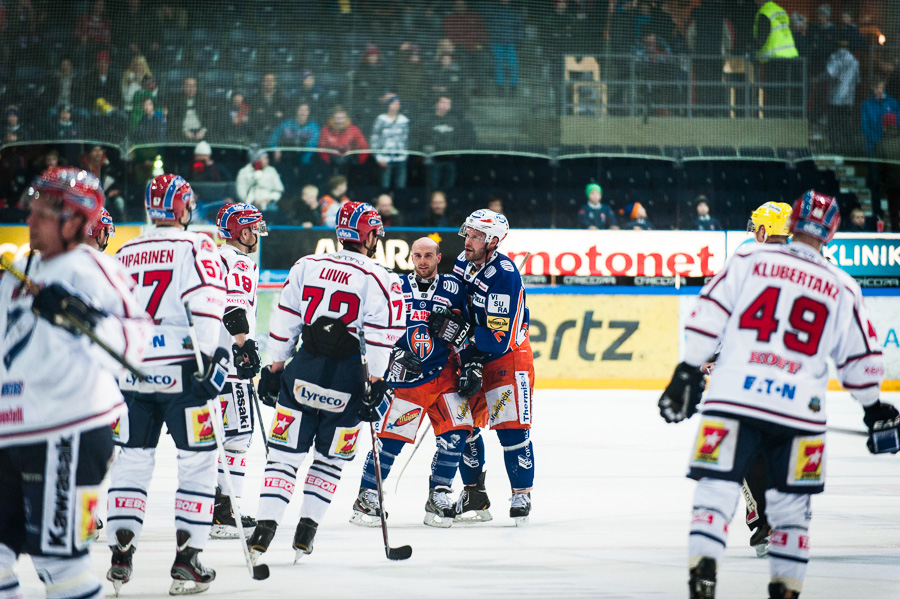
left=190, top=347, right=230, bottom=401
left=232, top=339, right=261, bottom=379
left=428, top=306, right=470, bottom=348
left=458, top=358, right=483, bottom=399
left=358, top=379, right=393, bottom=423
left=386, top=346, right=423, bottom=384
left=863, top=401, right=900, bottom=454
left=257, top=365, right=282, bottom=407
left=31, top=283, right=106, bottom=335
left=658, top=362, right=706, bottom=423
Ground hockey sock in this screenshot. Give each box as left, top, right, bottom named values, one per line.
left=107, top=447, right=155, bottom=549
left=459, top=428, right=485, bottom=486
left=688, top=478, right=741, bottom=565
left=497, top=429, right=534, bottom=490
left=174, top=449, right=217, bottom=551
left=300, top=451, right=345, bottom=524
left=257, top=457, right=302, bottom=524
left=217, top=448, right=248, bottom=499
left=430, top=430, right=466, bottom=488
left=0, top=544, right=21, bottom=599
left=360, top=438, right=404, bottom=491
left=32, top=555, right=103, bottom=599
left=765, top=490, right=811, bottom=594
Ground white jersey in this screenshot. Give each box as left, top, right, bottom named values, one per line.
left=684, top=242, right=884, bottom=433
left=268, top=249, right=405, bottom=377
left=218, top=244, right=259, bottom=379
left=0, top=247, right=152, bottom=447
left=115, top=227, right=226, bottom=392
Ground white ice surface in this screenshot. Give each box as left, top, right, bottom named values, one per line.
left=13, top=390, right=900, bottom=598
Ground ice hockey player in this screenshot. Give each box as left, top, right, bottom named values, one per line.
left=106, top=174, right=230, bottom=595
left=248, top=201, right=405, bottom=564
left=350, top=236, right=476, bottom=528
left=440, top=209, right=535, bottom=525
left=85, top=207, right=116, bottom=252
left=210, top=203, right=267, bottom=539
left=748, top=201, right=793, bottom=244
left=658, top=190, right=896, bottom=599
left=0, top=167, right=151, bottom=599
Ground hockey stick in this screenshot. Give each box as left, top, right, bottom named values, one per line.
left=827, top=426, right=867, bottom=437
left=248, top=383, right=269, bottom=455
left=1, top=252, right=149, bottom=381
left=393, top=421, right=433, bottom=494
left=359, top=332, right=413, bottom=561
left=183, top=302, right=269, bottom=581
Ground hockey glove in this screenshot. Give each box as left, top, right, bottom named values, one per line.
left=658, top=362, right=706, bottom=423
left=359, top=379, right=393, bottom=423
left=863, top=401, right=900, bottom=454
left=190, top=347, right=230, bottom=401
left=232, top=339, right=261, bottom=379
left=31, top=282, right=106, bottom=335
left=257, top=365, right=282, bottom=408
left=428, top=306, right=470, bottom=348
left=386, top=346, right=423, bottom=384
left=458, top=358, right=483, bottom=399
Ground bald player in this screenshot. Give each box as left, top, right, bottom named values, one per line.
left=350, top=237, right=477, bottom=528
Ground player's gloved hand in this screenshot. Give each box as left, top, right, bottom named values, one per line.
left=232, top=339, right=261, bottom=379
left=458, top=358, right=483, bottom=399
left=658, top=362, right=706, bottom=423
left=358, top=379, right=393, bottom=423
left=190, top=347, right=230, bottom=401
left=257, top=365, right=281, bottom=407
left=31, top=282, right=106, bottom=335
left=863, top=401, right=900, bottom=454
left=428, top=306, right=470, bottom=348
left=386, top=346, right=423, bottom=384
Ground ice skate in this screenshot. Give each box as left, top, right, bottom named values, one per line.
left=768, top=582, right=800, bottom=599
left=107, top=529, right=135, bottom=597
left=454, top=471, right=492, bottom=523
left=509, top=491, right=531, bottom=526
left=750, top=525, right=771, bottom=558
left=247, top=520, right=277, bottom=566
left=349, top=487, right=383, bottom=528
left=292, top=518, right=318, bottom=563
left=169, top=530, right=215, bottom=595
left=423, top=486, right=455, bottom=528
left=689, top=557, right=716, bottom=599
left=210, top=490, right=256, bottom=539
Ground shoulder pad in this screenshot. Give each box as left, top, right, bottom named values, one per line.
left=440, top=275, right=461, bottom=296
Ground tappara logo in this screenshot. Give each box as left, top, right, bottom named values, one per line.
left=694, top=422, right=729, bottom=464
left=411, top=326, right=433, bottom=359
left=269, top=407, right=296, bottom=444
left=795, top=439, right=824, bottom=481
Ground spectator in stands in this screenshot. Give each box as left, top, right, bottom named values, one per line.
left=48, top=58, right=78, bottom=113
left=298, top=185, right=324, bottom=227
left=845, top=208, right=874, bottom=232
left=134, top=97, right=165, bottom=143
left=806, top=5, right=837, bottom=122
left=8, top=0, right=38, bottom=57
left=577, top=183, right=617, bottom=229
left=250, top=73, right=287, bottom=144
left=269, top=103, right=320, bottom=164
left=631, top=31, right=674, bottom=114
left=825, top=35, right=859, bottom=154
left=421, top=96, right=464, bottom=190
left=129, top=75, right=159, bottom=133
left=397, top=43, right=426, bottom=116
left=429, top=53, right=465, bottom=107
left=790, top=13, right=809, bottom=57
left=487, top=196, right=504, bottom=215
left=37, top=148, right=61, bottom=171
left=52, top=104, right=81, bottom=142
left=296, top=71, right=327, bottom=121
left=319, top=106, right=369, bottom=166
left=753, top=0, right=800, bottom=118
left=371, top=95, right=410, bottom=190
left=442, top=0, right=487, bottom=90
left=692, top=196, right=723, bottom=231
left=115, top=0, right=157, bottom=64
left=3, top=106, right=26, bottom=143
left=236, top=150, right=284, bottom=211
left=80, top=144, right=122, bottom=217
left=620, top=201, right=653, bottom=230
left=121, top=55, right=151, bottom=123
left=355, top=45, right=389, bottom=119
left=222, top=92, right=251, bottom=144
left=862, top=81, right=899, bottom=155
left=319, top=175, right=349, bottom=228
left=421, top=190, right=454, bottom=227
left=836, top=8, right=865, bottom=51
left=375, top=193, right=404, bottom=227
left=76, top=0, right=111, bottom=52
left=79, top=51, right=122, bottom=133
left=687, top=0, right=733, bottom=117
left=485, top=0, right=524, bottom=96
left=190, top=140, right=232, bottom=183
left=878, top=115, right=900, bottom=231
left=166, top=76, right=209, bottom=142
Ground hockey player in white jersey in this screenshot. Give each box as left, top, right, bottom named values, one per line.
left=210, top=203, right=266, bottom=539
left=247, top=201, right=405, bottom=565
left=106, top=174, right=230, bottom=595
left=0, top=167, right=151, bottom=599
left=659, top=191, right=896, bottom=599
left=85, top=207, right=116, bottom=252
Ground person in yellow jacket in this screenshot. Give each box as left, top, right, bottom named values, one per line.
left=754, top=0, right=800, bottom=118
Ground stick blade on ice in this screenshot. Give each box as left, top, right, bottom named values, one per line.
left=387, top=545, right=413, bottom=561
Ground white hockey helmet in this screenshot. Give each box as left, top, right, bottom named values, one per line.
left=458, top=209, right=509, bottom=247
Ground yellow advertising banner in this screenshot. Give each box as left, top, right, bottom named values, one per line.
left=528, top=294, right=679, bottom=388
left=0, top=224, right=144, bottom=260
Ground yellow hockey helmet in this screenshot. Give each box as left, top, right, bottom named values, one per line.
left=748, top=202, right=793, bottom=237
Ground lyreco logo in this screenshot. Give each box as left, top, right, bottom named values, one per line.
left=130, top=373, right=177, bottom=389
left=293, top=381, right=350, bottom=413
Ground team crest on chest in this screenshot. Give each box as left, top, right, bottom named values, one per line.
left=411, top=325, right=434, bottom=360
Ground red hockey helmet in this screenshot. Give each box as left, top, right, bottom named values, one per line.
left=335, top=201, right=384, bottom=243
left=216, top=202, right=268, bottom=240
left=27, top=167, right=105, bottom=235
left=789, top=190, right=841, bottom=243
left=87, top=207, right=116, bottom=240
left=145, top=174, right=195, bottom=222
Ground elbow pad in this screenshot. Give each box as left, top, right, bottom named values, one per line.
left=223, top=308, right=250, bottom=336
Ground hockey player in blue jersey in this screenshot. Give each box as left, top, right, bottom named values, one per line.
left=431, top=209, right=535, bottom=525
left=350, top=237, right=478, bottom=528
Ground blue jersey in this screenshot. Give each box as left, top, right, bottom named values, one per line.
left=453, top=251, right=529, bottom=363
left=395, top=273, right=468, bottom=388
